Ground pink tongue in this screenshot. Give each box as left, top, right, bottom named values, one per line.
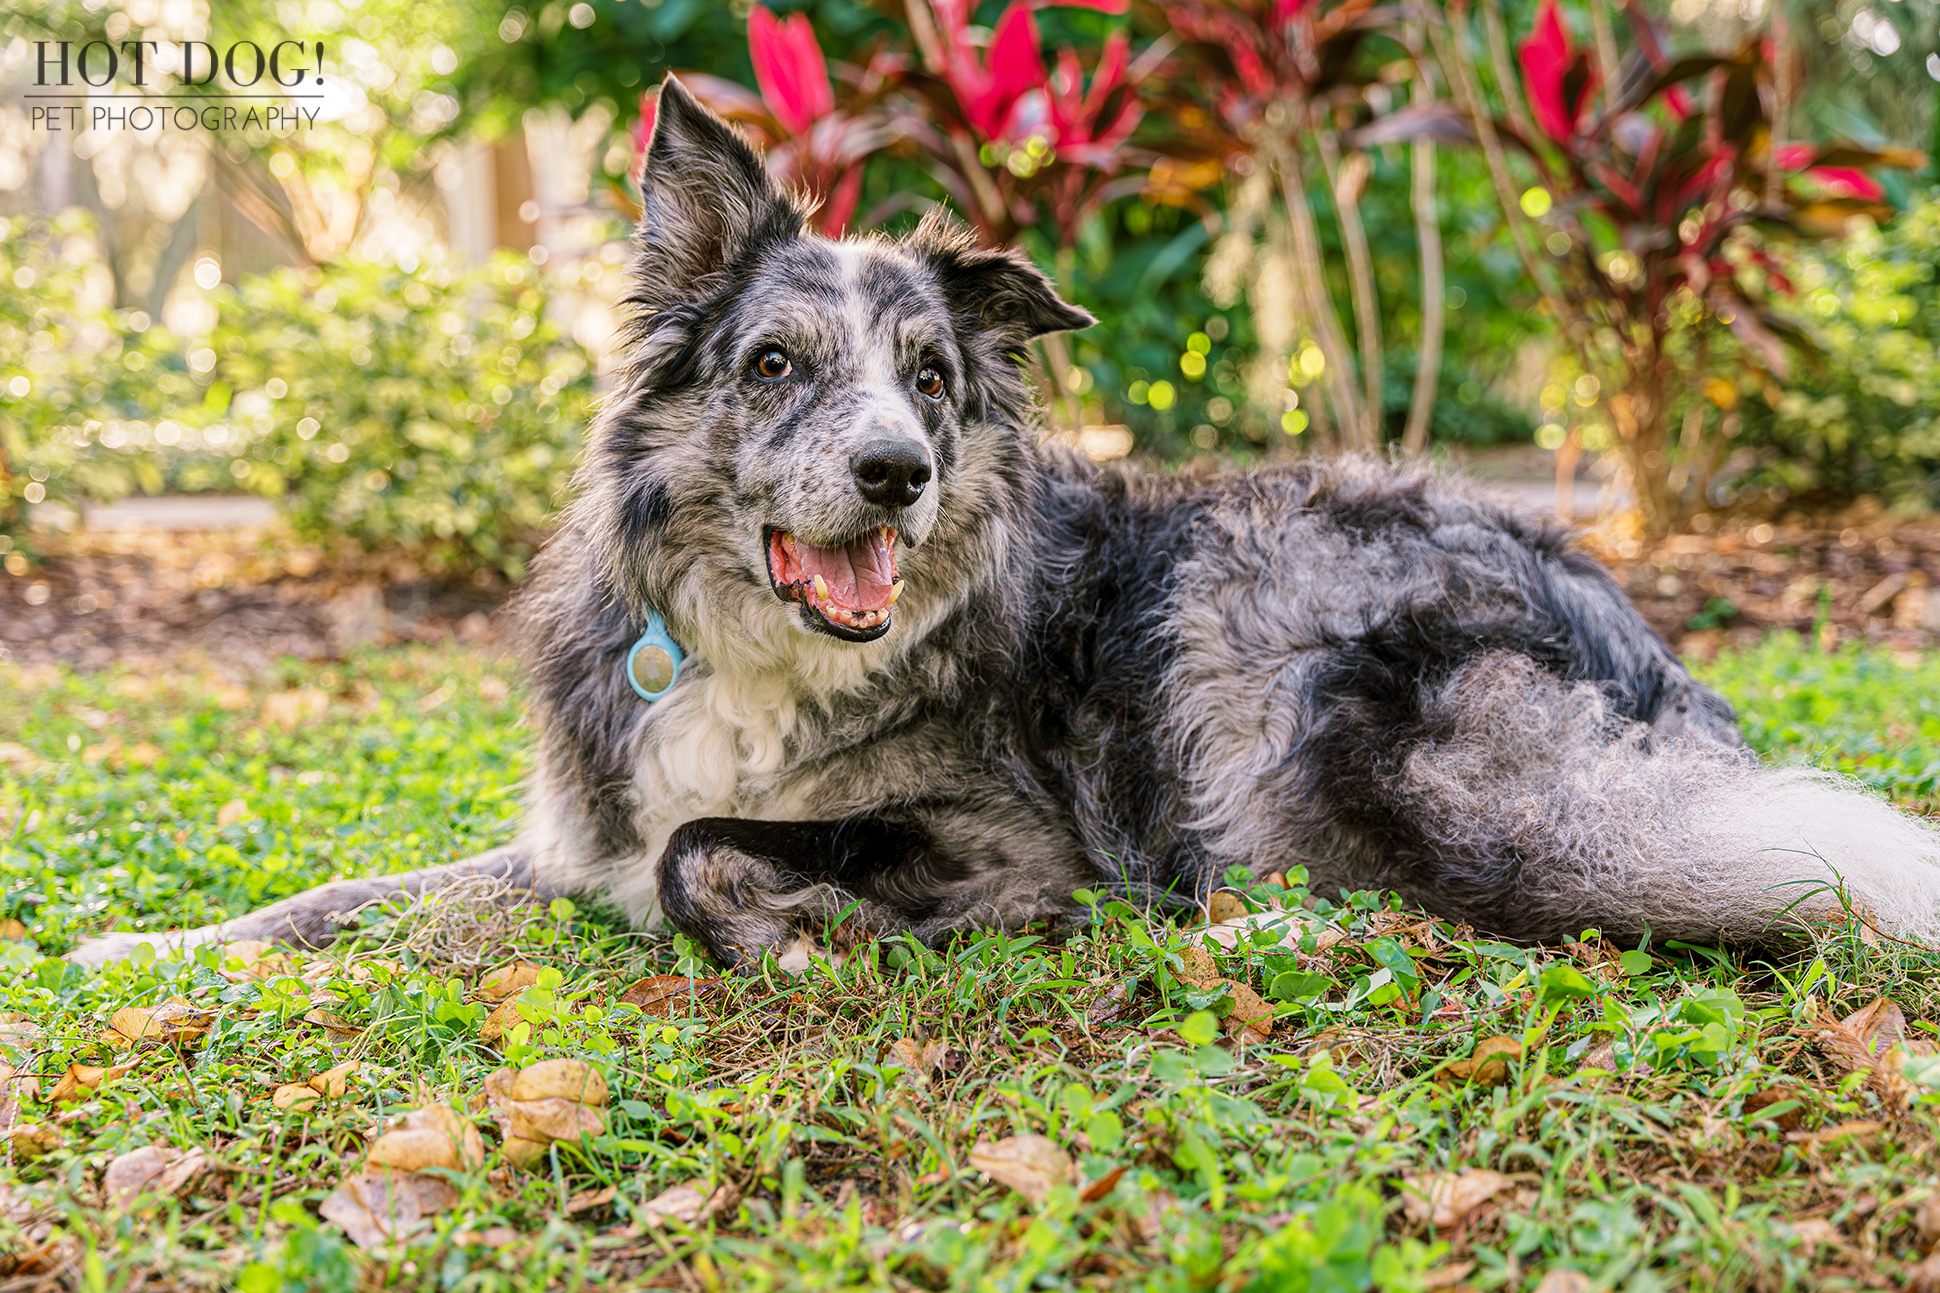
left=798, top=532, right=895, bottom=611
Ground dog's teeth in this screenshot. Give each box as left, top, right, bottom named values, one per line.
left=812, top=575, right=828, bottom=602
left=885, top=580, right=903, bottom=607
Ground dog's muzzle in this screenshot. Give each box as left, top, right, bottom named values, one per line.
left=766, top=526, right=904, bottom=642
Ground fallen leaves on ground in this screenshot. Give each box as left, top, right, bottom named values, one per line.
left=476, top=958, right=542, bottom=1002
left=636, top=1178, right=736, bottom=1228
left=968, top=1135, right=1075, bottom=1206
left=1443, top=1036, right=1522, bottom=1086
left=261, top=687, right=329, bottom=732
left=216, top=798, right=249, bottom=828
left=617, top=974, right=721, bottom=1016
left=482, top=1059, right=609, bottom=1167
left=366, top=1103, right=485, bottom=1174
left=1531, top=1270, right=1593, bottom=1293
left=1744, top=1084, right=1809, bottom=1130
left=104, top=999, right=214, bottom=1050
left=321, top=1168, right=459, bottom=1251
left=48, top=1061, right=134, bottom=1103
left=102, top=1146, right=207, bottom=1210
left=322, top=1103, right=483, bottom=1251
left=1401, top=1169, right=1513, bottom=1230
left=889, top=1037, right=947, bottom=1084
left=1812, top=997, right=1929, bottom=1111
left=1170, top=946, right=1273, bottom=1042
left=272, top=1060, right=363, bottom=1111
left=216, top=939, right=294, bottom=983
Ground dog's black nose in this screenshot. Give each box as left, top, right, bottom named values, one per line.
left=851, top=439, right=932, bottom=508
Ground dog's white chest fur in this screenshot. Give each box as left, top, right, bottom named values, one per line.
left=592, top=671, right=816, bottom=923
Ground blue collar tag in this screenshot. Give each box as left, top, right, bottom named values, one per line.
left=624, top=609, right=685, bottom=702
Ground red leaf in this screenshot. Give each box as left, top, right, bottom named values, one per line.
left=1030, top=0, right=1129, bottom=9
left=1519, top=0, right=1597, bottom=142
left=939, top=0, right=1048, bottom=141
left=1663, top=84, right=1693, bottom=120
left=749, top=6, right=835, bottom=137
left=1805, top=166, right=1885, bottom=201
left=1773, top=142, right=1816, bottom=169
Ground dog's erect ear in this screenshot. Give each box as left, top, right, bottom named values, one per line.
left=636, top=75, right=802, bottom=299
left=908, top=211, right=1095, bottom=350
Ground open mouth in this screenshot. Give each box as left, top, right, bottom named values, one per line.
left=766, top=526, right=903, bottom=642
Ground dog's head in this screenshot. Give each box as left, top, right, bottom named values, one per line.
left=578, top=76, right=1091, bottom=669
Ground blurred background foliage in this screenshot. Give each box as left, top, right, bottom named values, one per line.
left=2, top=0, right=1939, bottom=572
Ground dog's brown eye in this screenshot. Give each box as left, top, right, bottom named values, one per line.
left=755, top=349, right=792, bottom=380
left=916, top=366, right=945, bottom=399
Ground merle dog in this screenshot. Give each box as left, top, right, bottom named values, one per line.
left=70, top=78, right=1940, bottom=968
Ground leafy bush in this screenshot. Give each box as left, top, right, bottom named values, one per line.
left=207, top=256, right=594, bottom=581
left=0, top=211, right=215, bottom=559
left=1, top=213, right=594, bottom=582
left=1732, top=193, right=1940, bottom=514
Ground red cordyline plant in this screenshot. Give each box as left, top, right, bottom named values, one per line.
left=1428, top=0, right=1922, bottom=534
left=1144, top=0, right=1463, bottom=452
left=892, top=0, right=1148, bottom=250
left=625, top=8, right=904, bottom=236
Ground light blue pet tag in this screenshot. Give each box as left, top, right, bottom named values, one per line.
left=624, top=609, right=685, bottom=702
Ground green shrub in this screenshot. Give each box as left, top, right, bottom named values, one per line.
left=0, top=211, right=212, bottom=558
left=1732, top=191, right=1940, bottom=513
left=206, top=255, right=593, bottom=581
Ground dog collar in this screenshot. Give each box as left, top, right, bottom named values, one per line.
left=624, top=609, right=685, bottom=702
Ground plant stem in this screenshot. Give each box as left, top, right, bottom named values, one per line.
left=1477, top=0, right=1540, bottom=146
left=1588, top=0, right=1621, bottom=107
left=1402, top=47, right=1446, bottom=456
left=1272, top=128, right=1366, bottom=450
left=1315, top=129, right=1385, bottom=448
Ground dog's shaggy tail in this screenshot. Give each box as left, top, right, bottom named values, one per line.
left=1354, top=653, right=1940, bottom=946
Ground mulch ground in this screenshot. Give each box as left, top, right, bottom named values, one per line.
left=3, top=512, right=1939, bottom=673
left=0, top=528, right=510, bottom=674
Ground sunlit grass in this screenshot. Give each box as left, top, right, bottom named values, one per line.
left=0, top=640, right=1936, bottom=1291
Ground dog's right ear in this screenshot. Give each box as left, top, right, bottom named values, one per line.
left=635, top=75, right=802, bottom=302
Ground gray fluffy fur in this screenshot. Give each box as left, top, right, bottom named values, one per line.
left=69, top=78, right=1940, bottom=969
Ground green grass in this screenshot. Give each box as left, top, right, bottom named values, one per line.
left=2, top=637, right=1939, bottom=1291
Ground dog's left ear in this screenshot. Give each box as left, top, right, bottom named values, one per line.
left=909, top=211, right=1095, bottom=351
left=636, top=75, right=803, bottom=303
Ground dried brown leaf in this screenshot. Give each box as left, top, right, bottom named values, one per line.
left=320, top=1168, right=458, bottom=1251
left=273, top=1083, right=323, bottom=1112
left=10, top=1123, right=60, bottom=1157
left=618, top=974, right=720, bottom=1016
left=508, top=1059, right=608, bottom=1106
left=1745, top=1084, right=1808, bottom=1130
left=48, top=1062, right=133, bottom=1104
left=0, top=918, right=27, bottom=941
left=217, top=940, right=293, bottom=983
left=1219, top=980, right=1274, bottom=1042
left=1401, top=1169, right=1512, bottom=1229
left=1531, top=1271, right=1592, bottom=1293
left=505, top=1097, right=608, bottom=1143
left=564, top=1185, right=616, bottom=1215
left=968, top=1134, right=1074, bottom=1206
left=1078, top=1164, right=1126, bottom=1203
left=1444, top=1036, right=1523, bottom=1086
left=105, top=999, right=212, bottom=1050
left=1814, top=998, right=1913, bottom=1109
left=366, top=1105, right=485, bottom=1174
left=1172, top=946, right=1219, bottom=987
left=102, top=1145, right=203, bottom=1210
left=216, top=798, right=249, bottom=828
left=889, top=1037, right=947, bottom=1083
left=1206, top=890, right=1249, bottom=924
left=636, top=1178, right=735, bottom=1228
left=476, top=959, right=542, bottom=1002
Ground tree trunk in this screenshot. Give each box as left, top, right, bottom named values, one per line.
left=1316, top=130, right=1384, bottom=449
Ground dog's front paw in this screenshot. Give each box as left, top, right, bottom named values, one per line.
left=65, top=925, right=225, bottom=967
